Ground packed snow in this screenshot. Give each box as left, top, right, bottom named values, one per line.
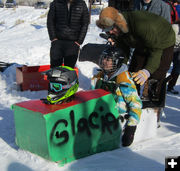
left=0, top=4, right=180, bottom=171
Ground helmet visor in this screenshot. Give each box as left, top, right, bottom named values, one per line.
left=50, top=82, right=63, bottom=92
left=50, top=81, right=76, bottom=93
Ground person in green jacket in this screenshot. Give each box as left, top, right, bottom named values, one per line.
left=96, top=7, right=175, bottom=99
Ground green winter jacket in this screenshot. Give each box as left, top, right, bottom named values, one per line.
left=117, top=11, right=175, bottom=74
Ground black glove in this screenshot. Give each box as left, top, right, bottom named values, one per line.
left=122, top=126, right=137, bottom=147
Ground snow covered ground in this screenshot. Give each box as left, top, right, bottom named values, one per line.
left=0, top=4, right=180, bottom=171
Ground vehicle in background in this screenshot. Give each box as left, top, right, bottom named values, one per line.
left=34, top=1, right=48, bottom=9
left=5, top=0, right=17, bottom=8
left=0, top=0, right=4, bottom=8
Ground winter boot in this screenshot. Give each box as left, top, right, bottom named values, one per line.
left=167, top=73, right=179, bottom=94
left=167, top=88, right=179, bottom=94
left=122, top=126, right=137, bottom=147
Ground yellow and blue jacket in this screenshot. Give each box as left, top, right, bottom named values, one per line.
left=91, top=64, right=142, bottom=126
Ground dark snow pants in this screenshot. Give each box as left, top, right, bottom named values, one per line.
left=167, top=51, right=180, bottom=89
left=129, top=46, right=174, bottom=80
left=50, top=40, right=79, bottom=68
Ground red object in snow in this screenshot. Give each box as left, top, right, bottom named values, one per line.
left=16, top=65, right=79, bottom=91
left=16, top=65, right=50, bottom=91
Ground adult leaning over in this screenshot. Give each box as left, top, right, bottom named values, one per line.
left=96, top=7, right=175, bottom=99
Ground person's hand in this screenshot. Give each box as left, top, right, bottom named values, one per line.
left=107, top=38, right=115, bottom=45
left=132, top=69, right=150, bottom=85
left=75, top=41, right=80, bottom=47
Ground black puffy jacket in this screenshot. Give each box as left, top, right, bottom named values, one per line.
left=47, top=0, right=89, bottom=44
left=108, top=0, right=134, bottom=11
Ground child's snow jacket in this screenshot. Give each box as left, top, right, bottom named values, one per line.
left=91, top=64, right=142, bottom=126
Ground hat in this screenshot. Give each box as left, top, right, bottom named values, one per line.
left=96, top=7, right=128, bottom=33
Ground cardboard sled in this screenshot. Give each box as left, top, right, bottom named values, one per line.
left=16, top=65, right=79, bottom=91
left=12, top=89, right=121, bottom=166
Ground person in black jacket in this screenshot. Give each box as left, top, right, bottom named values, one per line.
left=47, top=0, right=89, bottom=68
left=108, top=0, right=134, bottom=11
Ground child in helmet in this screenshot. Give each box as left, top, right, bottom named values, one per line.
left=91, top=46, right=142, bottom=147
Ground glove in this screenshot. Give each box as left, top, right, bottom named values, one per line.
left=132, top=69, right=150, bottom=85
left=122, top=126, right=137, bottom=147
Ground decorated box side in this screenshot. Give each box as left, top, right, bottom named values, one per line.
left=12, top=106, right=50, bottom=160
left=45, top=93, right=121, bottom=165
